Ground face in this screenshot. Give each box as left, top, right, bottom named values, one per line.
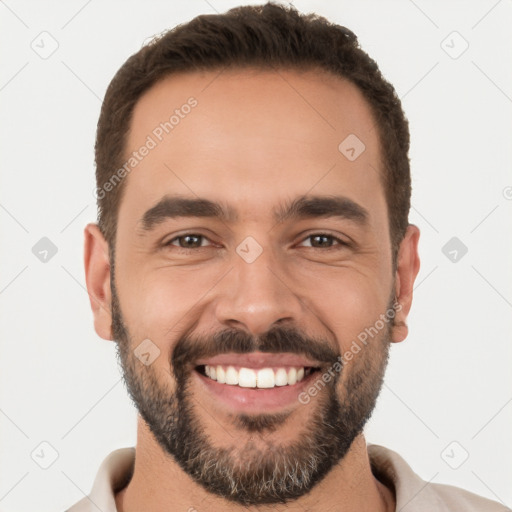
left=90, top=69, right=419, bottom=505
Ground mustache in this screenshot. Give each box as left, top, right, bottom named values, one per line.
left=172, top=325, right=340, bottom=374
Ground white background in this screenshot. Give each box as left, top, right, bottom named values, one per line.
left=0, top=1, right=511, bottom=511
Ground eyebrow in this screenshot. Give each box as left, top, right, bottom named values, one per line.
left=138, top=197, right=236, bottom=232
left=275, top=195, right=369, bottom=226
left=137, top=194, right=369, bottom=233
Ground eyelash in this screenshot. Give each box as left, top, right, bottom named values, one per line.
left=300, top=234, right=350, bottom=249
left=164, top=233, right=350, bottom=250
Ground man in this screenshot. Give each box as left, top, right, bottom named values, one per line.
left=68, top=3, right=507, bottom=511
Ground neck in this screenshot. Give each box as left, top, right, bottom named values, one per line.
left=115, top=417, right=395, bottom=512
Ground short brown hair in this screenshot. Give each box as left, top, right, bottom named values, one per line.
left=95, top=2, right=410, bottom=268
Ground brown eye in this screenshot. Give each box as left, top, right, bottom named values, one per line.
left=310, top=235, right=334, bottom=248
left=168, top=234, right=207, bottom=248
left=300, top=234, right=346, bottom=248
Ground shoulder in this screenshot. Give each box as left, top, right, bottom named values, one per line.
left=65, top=447, right=136, bottom=512
left=367, top=444, right=510, bottom=512
left=427, top=480, right=510, bottom=511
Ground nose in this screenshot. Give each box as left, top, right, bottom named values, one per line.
left=213, top=247, right=304, bottom=335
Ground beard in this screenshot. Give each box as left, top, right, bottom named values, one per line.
left=111, top=271, right=393, bottom=506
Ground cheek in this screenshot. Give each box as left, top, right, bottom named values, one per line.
left=333, top=293, right=389, bottom=353
left=290, top=264, right=392, bottom=353
left=117, top=265, right=224, bottom=342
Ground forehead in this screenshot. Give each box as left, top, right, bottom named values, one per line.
left=120, top=68, right=385, bottom=226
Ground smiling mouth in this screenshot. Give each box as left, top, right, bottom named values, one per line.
left=195, top=364, right=321, bottom=389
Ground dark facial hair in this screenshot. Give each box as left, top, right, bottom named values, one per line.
left=111, top=267, right=392, bottom=506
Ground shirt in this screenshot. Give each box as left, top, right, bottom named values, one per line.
left=65, top=444, right=509, bottom=511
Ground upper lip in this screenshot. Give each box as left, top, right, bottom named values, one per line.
left=195, top=352, right=324, bottom=369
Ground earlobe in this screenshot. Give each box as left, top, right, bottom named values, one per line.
left=391, top=224, right=420, bottom=344
left=84, top=223, right=113, bottom=341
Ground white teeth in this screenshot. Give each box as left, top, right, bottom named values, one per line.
left=216, top=365, right=226, bottom=384
left=274, top=368, right=288, bottom=386
left=225, top=366, right=239, bottom=385
left=257, top=368, right=275, bottom=388
left=238, top=368, right=256, bottom=388
left=203, top=364, right=310, bottom=388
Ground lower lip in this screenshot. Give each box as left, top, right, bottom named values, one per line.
left=194, top=369, right=319, bottom=413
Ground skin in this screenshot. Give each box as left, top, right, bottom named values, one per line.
left=84, top=68, right=420, bottom=511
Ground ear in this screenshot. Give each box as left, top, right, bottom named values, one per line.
left=391, top=224, right=420, bottom=343
left=84, top=223, right=113, bottom=341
